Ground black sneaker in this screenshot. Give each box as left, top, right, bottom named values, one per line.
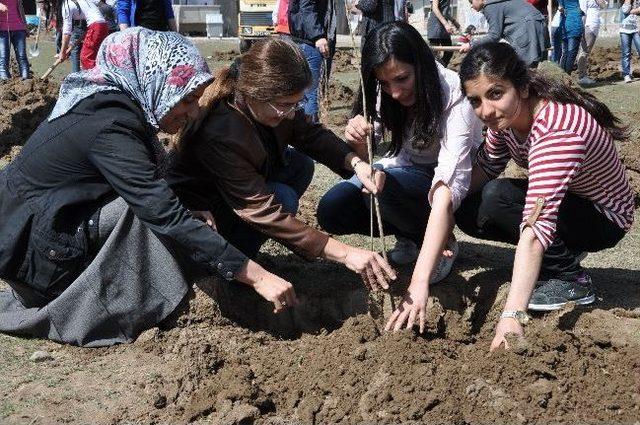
left=528, top=272, right=595, bottom=311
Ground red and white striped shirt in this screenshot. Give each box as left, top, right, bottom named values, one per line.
left=477, top=101, right=634, bottom=250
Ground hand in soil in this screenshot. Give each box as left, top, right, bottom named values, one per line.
left=344, top=247, right=396, bottom=291
left=384, top=282, right=428, bottom=333
left=236, top=260, right=299, bottom=313
left=252, top=274, right=299, bottom=313
left=490, top=317, right=524, bottom=352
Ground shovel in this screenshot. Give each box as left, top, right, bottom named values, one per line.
left=41, top=57, right=63, bottom=79
left=29, top=17, right=42, bottom=57
left=41, top=40, right=77, bottom=79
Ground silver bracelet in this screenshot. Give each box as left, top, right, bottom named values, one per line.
left=352, top=158, right=364, bottom=171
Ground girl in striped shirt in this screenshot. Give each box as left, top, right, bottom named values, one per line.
left=457, top=42, right=634, bottom=351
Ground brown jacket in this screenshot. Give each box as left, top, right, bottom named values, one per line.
left=169, top=100, right=353, bottom=260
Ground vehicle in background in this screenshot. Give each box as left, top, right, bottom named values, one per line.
left=238, top=0, right=276, bottom=52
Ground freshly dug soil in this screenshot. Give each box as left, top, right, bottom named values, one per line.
left=98, top=272, right=640, bottom=424
left=0, top=78, right=59, bottom=163
left=332, top=48, right=358, bottom=74
left=209, top=51, right=239, bottom=62
left=319, top=80, right=356, bottom=128
left=588, top=46, right=640, bottom=81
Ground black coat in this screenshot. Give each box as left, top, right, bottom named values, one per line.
left=356, top=0, right=395, bottom=43
left=288, top=0, right=336, bottom=45
left=0, top=91, right=246, bottom=297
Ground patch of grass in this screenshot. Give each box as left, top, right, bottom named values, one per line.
left=0, top=401, right=16, bottom=418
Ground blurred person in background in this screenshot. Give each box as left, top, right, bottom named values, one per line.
left=117, top=0, right=176, bottom=32
left=0, top=0, right=31, bottom=80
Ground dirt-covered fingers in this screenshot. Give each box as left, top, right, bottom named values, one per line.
left=384, top=305, right=405, bottom=331
left=365, top=257, right=389, bottom=290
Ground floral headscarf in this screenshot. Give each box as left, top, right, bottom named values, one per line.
left=49, top=27, right=212, bottom=129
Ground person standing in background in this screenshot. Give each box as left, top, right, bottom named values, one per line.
left=351, top=0, right=395, bottom=47
left=619, top=0, right=640, bottom=83
left=556, top=0, right=584, bottom=74
left=427, top=0, right=459, bottom=67
left=286, top=0, right=337, bottom=122
left=461, top=0, right=549, bottom=68
left=576, top=0, right=607, bottom=85
left=97, top=0, right=118, bottom=33
left=0, top=0, right=31, bottom=80
left=117, top=0, right=176, bottom=32
left=58, top=0, right=108, bottom=70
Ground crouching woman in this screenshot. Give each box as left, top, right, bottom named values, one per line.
left=457, top=42, right=634, bottom=350
left=0, top=28, right=297, bottom=347
left=168, top=37, right=396, bottom=291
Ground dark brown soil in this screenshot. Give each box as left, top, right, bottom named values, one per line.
left=332, top=48, right=359, bottom=74
left=588, top=46, right=640, bottom=81
left=209, top=51, right=240, bottom=62
left=96, top=272, right=640, bottom=424
left=0, top=78, right=59, bottom=163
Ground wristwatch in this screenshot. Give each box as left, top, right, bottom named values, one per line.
left=500, top=310, right=531, bottom=325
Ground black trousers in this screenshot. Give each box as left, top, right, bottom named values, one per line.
left=455, top=179, right=626, bottom=279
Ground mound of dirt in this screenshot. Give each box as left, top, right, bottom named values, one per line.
left=96, top=267, right=640, bottom=424
left=0, top=78, right=59, bottom=164
left=319, top=80, right=355, bottom=128
left=332, top=48, right=358, bottom=74
left=209, top=51, right=239, bottom=62
left=619, top=125, right=640, bottom=207
left=588, top=46, right=640, bottom=81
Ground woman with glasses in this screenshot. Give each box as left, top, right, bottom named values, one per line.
left=167, top=37, right=397, bottom=291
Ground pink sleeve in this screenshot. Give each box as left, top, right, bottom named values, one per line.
left=476, top=128, right=511, bottom=179
left=519, top=130, right=586, bottom=250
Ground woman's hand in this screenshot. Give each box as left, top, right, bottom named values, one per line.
left=252, top=273, right=299, bottom=313
left=385, top=280, right=429, bottom=332
left=236, top=260, right=299, bottom=313
left=445, top=23, right=457, bottom=34
left=0, top=4, right=8, bottom=13
left=191, top=210, right=217, bottom=231
left=344, top=246, right=396, bottom=291
left=354, top=161, right=386, bottom=195
left=490, top=317, right=524, bottom=352
left=459, top=43, right=471, bottom=53
left=345, top=114, right=372, bottom=149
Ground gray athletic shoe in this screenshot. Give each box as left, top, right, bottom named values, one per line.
left=528, top=272, right=595, bottom=311
left=388, top=236, right=418, bottom=265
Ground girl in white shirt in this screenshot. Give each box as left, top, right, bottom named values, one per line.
left=59, top=0, right=108, bottom=69
left=576, top=0, right=608, bottom=85
left=317, top=21, right=483, bottom=332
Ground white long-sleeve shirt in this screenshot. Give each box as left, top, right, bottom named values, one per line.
left=377, top=63, right=483, bottom=211
left=61, top=0, right=105, bottom=35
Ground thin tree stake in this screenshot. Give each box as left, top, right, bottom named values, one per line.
left=343, top=0, right=395, bottom=322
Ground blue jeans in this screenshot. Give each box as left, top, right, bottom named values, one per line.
left=216, top=147, right=315, bottom=258
left=551, top=26, right=563, bottom=63
left=0, top=30, right=29, bottom=79
left=70, top=25, right=86, bottom=73
left=560, top=36, right=581, bottom=74
left=620, top=32, right=640, bottom=77
left=298, top=42, right=323, bottom=120
left=317, top=164, right=435, bottom=245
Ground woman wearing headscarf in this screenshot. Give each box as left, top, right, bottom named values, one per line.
left=0, top=28, right=297, bottom=347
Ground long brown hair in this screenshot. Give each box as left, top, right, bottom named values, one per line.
left=175, top=37, right=312, bottom=149
left=460, top=42, right=628, bottom=142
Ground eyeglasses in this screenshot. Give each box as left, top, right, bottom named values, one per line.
left=267, top=101, right=305, bottom=118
